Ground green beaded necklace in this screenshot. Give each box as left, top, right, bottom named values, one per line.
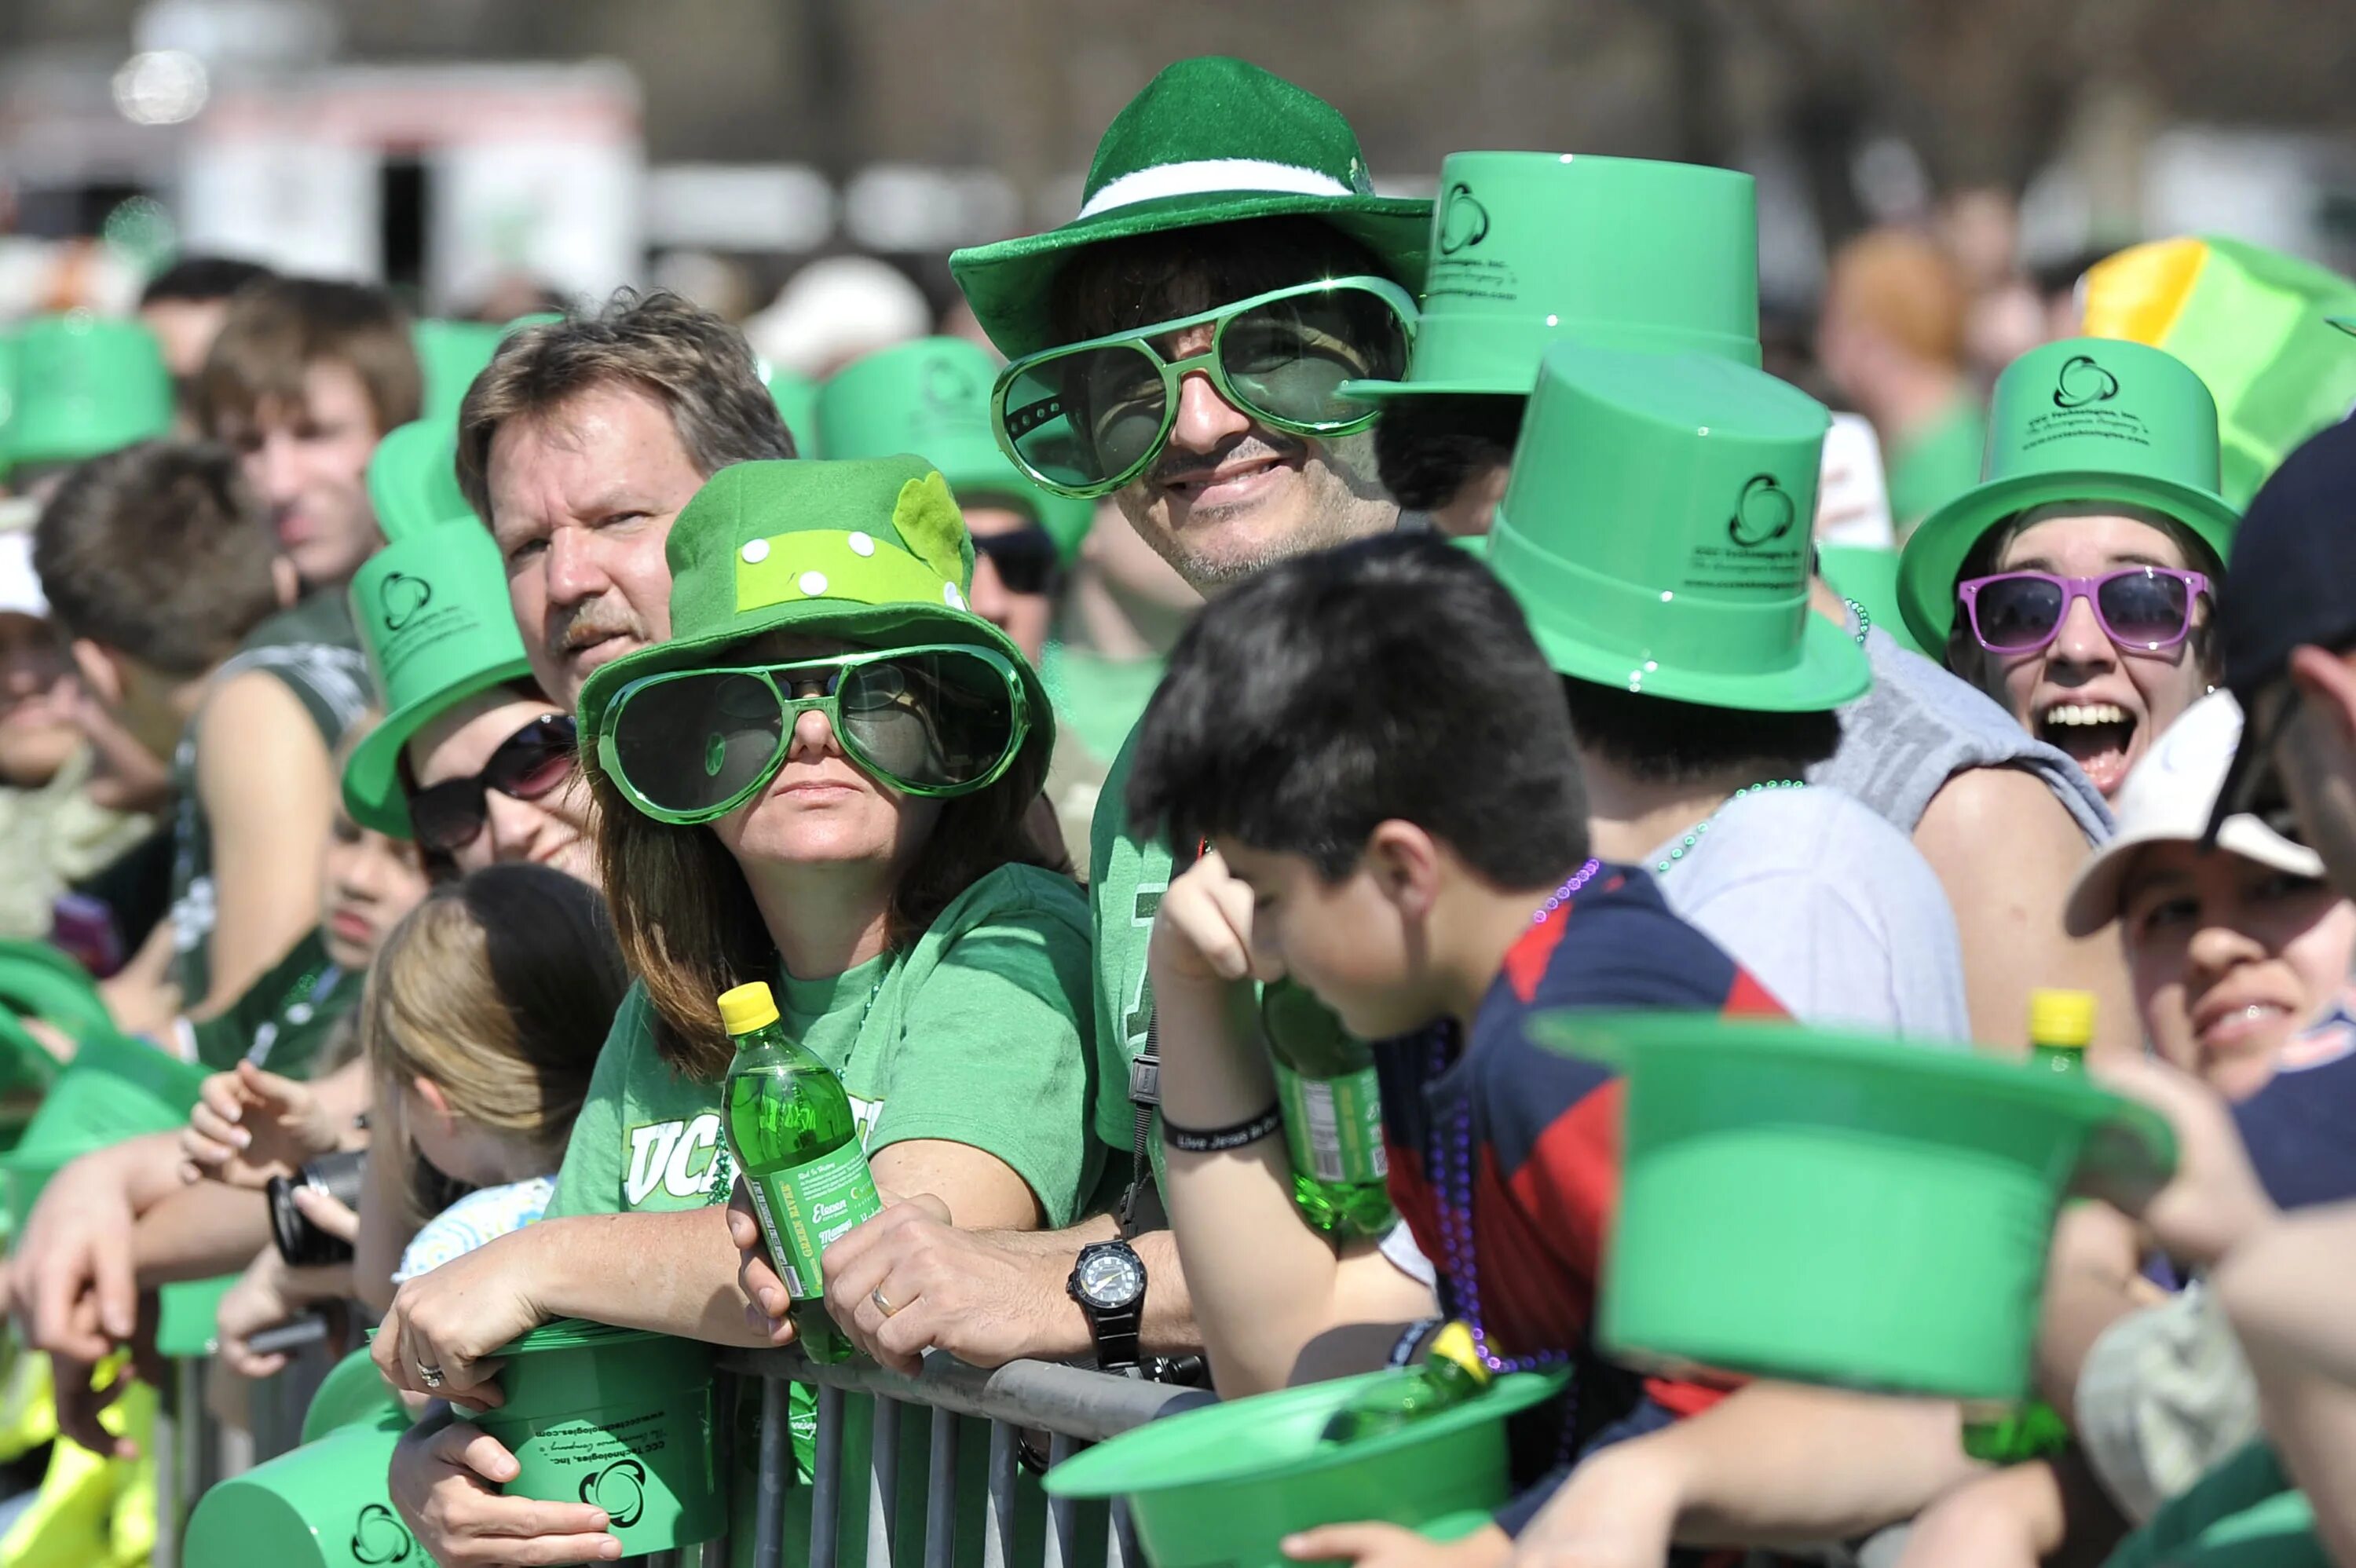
left=1845, top=598, right=1871, bottom=647
left=1654, top=779, right=1809, bottom=875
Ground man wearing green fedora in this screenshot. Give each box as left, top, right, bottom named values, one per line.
left=1348, top=149, right=1761, bottom=537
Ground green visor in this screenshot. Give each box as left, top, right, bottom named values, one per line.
left=598, top=643, right=1030, bottom=824
left=993, top=276, right=1416, bottom=498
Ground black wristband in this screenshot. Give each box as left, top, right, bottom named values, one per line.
left=1162, top=1102, right=1285, bottom=1153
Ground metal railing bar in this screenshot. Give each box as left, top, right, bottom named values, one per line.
left=869, top=1394, right=902, bottom=1568
left=1110, top=1497, right=1136, bottom=1568
left=718, top=1349, right=1213, bottom=1441
left=1042, top=1433, right=1079, bottom=1568
left=753, top=1374, right=790, bottom=1568
left=982, top=1421, right=1017, bottom=1568
left=923, top=1403, right=958, bottom=1568
left=812, top=1382, right=847, bottom=1568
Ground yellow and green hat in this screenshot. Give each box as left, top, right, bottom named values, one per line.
left=950, top=57, right=1430, bottom=360
left=1897, top=337, right=2240, bottom=650
left=576, top=456, right=1053, bottom=766
left=2083, top=235, right=2356, bottom=510
left=1348, top=152, right=1759, bottom=401
left=1488, top=339, right=1864, bottom=713
left=9, top=313, right=172, bottom=470
left=343, top=418, right=537, bottom=836
left=818, top=338, right=1094, bottom=562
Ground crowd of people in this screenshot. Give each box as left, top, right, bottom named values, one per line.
left=0, top=49, right=2352, bottom=1568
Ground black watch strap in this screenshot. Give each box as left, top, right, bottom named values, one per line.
left=1086, top=1302, right=1144, bottom=1374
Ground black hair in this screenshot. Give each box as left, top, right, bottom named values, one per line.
left=1126, top=533, right=1589, bottom=885
left=1049, top=216, right=1390, bottom=345
left=1371, top=393, right=1525, bottom=513
left=1557, top=677, right=1841, bottom=789
left=139, top=255, right=273, bottom=307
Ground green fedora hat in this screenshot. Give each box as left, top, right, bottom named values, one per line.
left=1488, top=338, right=1864, bottom=712
left=9, top=313, right=172, bottom=469
left=818, top=338, right=1095, bottom=562
left=1897, top=337, right=2240, bottom=650
left=761, top=359, right=821, bottom=455
left=364, top=415, right=470, bottom=544
left=1349, top=152, right=1759, bottom=400
left=949, top=57, right=1431, bottom=360
left=343, top=517, right=537, bottom=836
left=576, top=457, right=1054, bottom=767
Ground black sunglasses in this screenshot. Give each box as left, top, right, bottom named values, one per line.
left=972, top=526, right=1059, bottom=597
left=407, top=713, right=579, bottom=854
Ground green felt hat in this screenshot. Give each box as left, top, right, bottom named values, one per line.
left=1898, top=338, right=2241, bottom=651
left=1487, top=339, right=1864, bottom=712
left=576, top=457, right=1055, bottom=769
left=818, top=338, right=1095, bottom=562
left=9, top=313, right=172, bottom=470
left=1533, top=1011, right=2176, bottom=1402
left=1348, top=152, right=1759, bottom=401
left=1817, top=543, right=1929, bottom=658
left=2084, top=236, right=2356, bottom=510
left=343, top=518, right=538, bottom=836
left=364, top=415, right=470, bottom=544
left=950, top=57, right=1431, bottom=360
left=761, top=360, right=821, bottom=456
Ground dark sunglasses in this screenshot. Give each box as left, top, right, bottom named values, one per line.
left=1957, top=567, right=2211, bottom=656
left=972, top=527, right=1059, bottom=597
left=406, top=713, right=579, bottom=854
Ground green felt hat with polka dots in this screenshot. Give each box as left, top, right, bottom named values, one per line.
left=575, top=455, right=1053, bottom=769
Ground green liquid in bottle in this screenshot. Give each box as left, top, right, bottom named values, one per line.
left=1320, top=1321, right=1491, bottom=1445
left=1262, top=981, right=1395, bottom=1239
left=719, top=981, right=883, bottom=1365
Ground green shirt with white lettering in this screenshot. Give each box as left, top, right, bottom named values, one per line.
left=1088, top=729, right=1173, bottom=1163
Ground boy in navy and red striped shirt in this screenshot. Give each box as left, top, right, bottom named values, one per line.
left=1129, top=536, right=1972, bottom=1568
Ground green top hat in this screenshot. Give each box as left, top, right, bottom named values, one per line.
left=762, top=360, right=821, bottom=456
left=0, top=331, right=19, bottom=477
left=412, top=314, right=560, bottom=422
left=9, top=313, right=172, bottom=470
left=1488, top=339, right=1863, bottom=712
left=818, top=338, right=1094, bottom=562
left=950, top=57, right=1431, bottom=360
left=1897, top=337, right=2241, bottom=651
left=1818, top=544, right=1929, bottom=659
left=2084, top=236, right=2356, bottom=510
left=343, top=517, right=538, bottom=836
left=364, top=415, right=471, bottom=544
left=1349, top=152, right=1759, bottom=402
left=576, top=457, right=1055, bottom=769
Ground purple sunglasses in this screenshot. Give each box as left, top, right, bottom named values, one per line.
left=1956, top=566, right=2211, bottom=656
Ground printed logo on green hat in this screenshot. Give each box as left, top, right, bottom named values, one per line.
left=350, top=1502, right=415, bottom=1564
left=1436, top=181, right=1491, bottom=257
left=2053, top=353, right=2121, bottom=410
left=581, top=1457, right=649, bottom=1528
left=1729, top=474, right=1798, bottom=549
left=919, top=352, right=986, bottom=418
left=379, top=572, right=433, bottom=633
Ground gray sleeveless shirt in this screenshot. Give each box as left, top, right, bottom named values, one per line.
left=1812, top=622, right=2114, bottom=845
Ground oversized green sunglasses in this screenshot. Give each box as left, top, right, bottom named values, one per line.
left=992, top=276, right=1418, bottom=499
left=598, top=643, right=1031, bottom=824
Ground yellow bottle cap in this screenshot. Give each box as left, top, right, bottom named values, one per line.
left=2028, top=989, right=2095, bottom=1050
left=718, top=981, right=781, bottom=1036
left=1425, top=1321, right=1492, bottom=1385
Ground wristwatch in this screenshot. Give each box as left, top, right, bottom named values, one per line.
left=1067, top=1239, right=1147, bottom=1374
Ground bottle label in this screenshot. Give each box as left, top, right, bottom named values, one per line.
left=1275, top=1062, right=1388, bottom=1185
left=747, top=1143, right=883, bottom=1300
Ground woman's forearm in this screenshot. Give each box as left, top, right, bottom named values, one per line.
left=132, top=1179, right=272, bottom=1286
left=531, top=1209, right=773, bottom=1346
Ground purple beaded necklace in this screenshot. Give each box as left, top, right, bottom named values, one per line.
left=1425, top=858, right=1601, bottom=1376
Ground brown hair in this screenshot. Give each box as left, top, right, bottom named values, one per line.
left=1823, top=228, right=1969, bottom=370
left=1050, top=215, right=1391, bottom=346
left=587, top=665, right=1059, bottom=1081
left=455, top=290, right=794, bottom=524
left=196, top=277, right=423, bottom=439
left=361, top=863, right=627, bottom=1171
left=32, top=440, right=280, bottom=674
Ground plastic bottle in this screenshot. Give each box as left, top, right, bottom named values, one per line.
left=719, top=981, right=882, bottom=1364
left=1319, top=1321, right=1491, bottom=1445
left=1261, top=980, right=1395, bottom=1238
left=2029, top=988, right=2095, bottom=1075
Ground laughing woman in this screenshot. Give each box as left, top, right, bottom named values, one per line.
left=1896, top=338, right=2239, bottom=799
left=377, top=458, right=1098, bottom=1567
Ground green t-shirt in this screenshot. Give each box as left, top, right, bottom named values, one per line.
left=2102, top=1441, right=2325, bottom=1567
left=184, top=926, right=360, bottom=1078
left=1087, top=728, right=1172, bottom=1175
left=1041, top=641, right=1165, bottom=763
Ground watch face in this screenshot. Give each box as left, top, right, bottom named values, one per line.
left=1076, top=1246, right=1144, bottom=1310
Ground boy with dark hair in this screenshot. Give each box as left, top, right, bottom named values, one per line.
left=35, top=440, right=361, bottom=1027
left=138, top=254, right=274, bottom=404
left=1129, top=532, right=1974, bottom=1568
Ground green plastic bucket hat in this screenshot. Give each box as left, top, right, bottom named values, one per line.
left=9, top=313, right=172, bottom=470
left=342, top=517, right=539, bottom=836
left=0, top=939, right=112, bottom=1040
left=2083, top=236, right=2356, bottom=509
left=1045, top=1368, right=1562, bottom=1568
left=1348, top=152, right=1759, bottom=401
left=302, top=1345, right=402, bottom=1445
left=182, top=1413, right=413, bottom=1568
left=364, top=415, right=471, bottom=544
left=1817, top=544, right=1929, bottom=658
left=576, top=456, right=1054, bottom=769
left=156, top=1274, right=237, bottom=1358
left=1897, top=337, right=2241, bottom=651
left=818, top=338, right=1094, bottom=561
left=473, top=1318, right=725, bottom=1554
left=950, top=57, right=1431, bottom=360
left=1531, top=1011, right=2175, bottom=1402
left=1487, top=338, right=1862, bottom=711
left=412, top=319, right=508, bottom=419
left=762, top=360, right=821, bottom=456
left=1, top=1031, right=209, bottom=1230
left=0, top=331, right=19, bottom=477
